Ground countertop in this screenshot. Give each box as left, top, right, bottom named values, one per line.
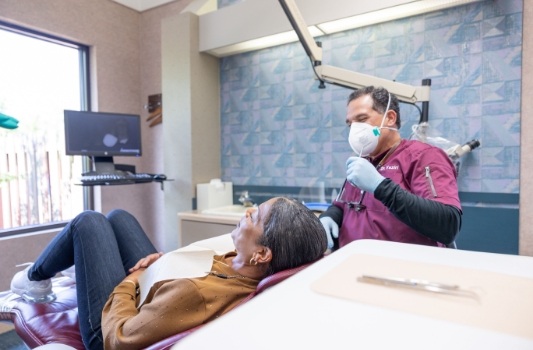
left=177, top=210, right=241, bottom=225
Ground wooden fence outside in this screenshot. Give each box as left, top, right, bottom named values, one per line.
left=0, top=144, right=83, bottom=230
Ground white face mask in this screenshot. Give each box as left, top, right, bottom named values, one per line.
left=348, top=92, right=396, bottom=157
left=348, top=122, right=382, bottom=157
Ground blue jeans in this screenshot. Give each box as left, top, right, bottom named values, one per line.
left=28, top=209, right=157, bottom=350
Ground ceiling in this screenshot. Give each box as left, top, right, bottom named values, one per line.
left=110, top=0, right=178, bottom=12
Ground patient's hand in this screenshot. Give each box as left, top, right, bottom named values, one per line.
left=129, top=252, right=164, bottom=273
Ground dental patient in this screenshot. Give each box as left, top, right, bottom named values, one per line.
left=10, top=197, right=326, bottom=350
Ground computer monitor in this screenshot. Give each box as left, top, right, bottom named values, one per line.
left=64, top=110, right=142, bottom=174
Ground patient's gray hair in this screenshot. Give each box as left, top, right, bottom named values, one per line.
left=258, top=197, right=326, bottom=275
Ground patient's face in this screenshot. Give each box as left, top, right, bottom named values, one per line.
left=230, top=198, right=275, bottom=266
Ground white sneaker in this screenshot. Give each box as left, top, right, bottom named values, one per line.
left=10, top=263, right=56, bottom=303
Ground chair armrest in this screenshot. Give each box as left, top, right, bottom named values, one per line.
left=0, top=279, right=84, bottom=349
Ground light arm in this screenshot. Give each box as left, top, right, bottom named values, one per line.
left=278, top=0, right=430, bottom=103
left=315, top=65, right=430, bottom=103
left=278, top=0, right=322, bottom=63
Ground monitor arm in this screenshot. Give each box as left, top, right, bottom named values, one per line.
left=278, top=0, right=431, bottom=106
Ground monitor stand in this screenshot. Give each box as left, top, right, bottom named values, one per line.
left=82, top=156, right=136, bottom=176
left=89, top=156, right=116, bottom=174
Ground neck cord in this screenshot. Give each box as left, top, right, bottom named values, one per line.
left=208, top=256, right=251, bottom=280
left=206, top=271, right=250, bottom=279
left=373, top=139, right=402, bottom=169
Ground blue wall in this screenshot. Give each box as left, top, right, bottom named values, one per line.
left=219, top=0, right=523, bottom=194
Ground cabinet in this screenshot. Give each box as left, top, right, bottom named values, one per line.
left=178, top=211, right=240, bottom=247
left=177, top=209, right=320, bottom=248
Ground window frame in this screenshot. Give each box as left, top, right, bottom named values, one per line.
left=0, top=21, right=92, bottom=237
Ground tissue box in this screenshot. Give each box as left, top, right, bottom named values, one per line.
left=196, top=179, right=233, bottom=212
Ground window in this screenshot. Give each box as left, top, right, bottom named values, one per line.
left=0, top=22, right=90, bottom=236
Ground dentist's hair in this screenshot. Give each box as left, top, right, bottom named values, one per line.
left=348, top=86, right=401, bottom=128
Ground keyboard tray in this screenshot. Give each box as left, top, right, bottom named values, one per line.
left=79, top=172, right=160, bottom=186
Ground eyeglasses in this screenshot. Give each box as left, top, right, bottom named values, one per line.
left=335, top=179, right=367, bottom=211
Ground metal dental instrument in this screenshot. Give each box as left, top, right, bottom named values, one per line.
left=335, top=147, right=367, bottom=211
left=357, top=274, right=478, bottom=299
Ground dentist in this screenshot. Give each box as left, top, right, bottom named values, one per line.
left=320, top=86, right=462, bottom=250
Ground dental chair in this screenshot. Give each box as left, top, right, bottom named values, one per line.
left=0, top=263, right=311, bottom=349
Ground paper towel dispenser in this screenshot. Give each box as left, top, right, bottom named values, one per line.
left=196, top=179, right=233, bottom=212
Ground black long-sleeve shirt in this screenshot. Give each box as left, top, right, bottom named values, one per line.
left=321, top=178, right=461, bottom=246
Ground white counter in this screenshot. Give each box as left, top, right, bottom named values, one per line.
left=178, top=210, right=241, bottom=225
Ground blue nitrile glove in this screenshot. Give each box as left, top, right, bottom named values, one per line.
left=320, top=217, right=339, bottom=249
left=346, top=156, right=385, bottom=193
left=0, top=112, right=19, bottom=129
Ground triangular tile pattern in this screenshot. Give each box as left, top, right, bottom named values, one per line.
left=220, top=0, right=522, bottom=193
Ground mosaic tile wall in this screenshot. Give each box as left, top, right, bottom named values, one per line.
left=219, top=0, right=522, bottom=194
